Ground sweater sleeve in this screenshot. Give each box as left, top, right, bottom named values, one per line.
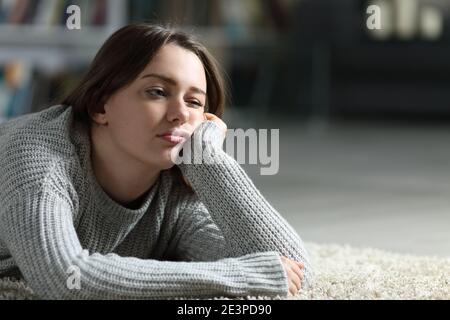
left=177, top=121, right=314, bottom=288
left=171, top=200, right=231, bottom=262
left=0, top=186, right=289, bottom=299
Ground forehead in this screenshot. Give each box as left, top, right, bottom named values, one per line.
left=139, top=44, right=207, bottom=90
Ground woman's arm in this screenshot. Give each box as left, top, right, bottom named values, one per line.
left=170, top=199, right=231, bottom=262
left=177, top=121, right=313, bottom=288
left=0, top=186, right=288, bottom=299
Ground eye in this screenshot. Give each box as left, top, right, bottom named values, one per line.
left=187, top=100, right=204, bottom=108
left=146, top=88, right=166, bottom=97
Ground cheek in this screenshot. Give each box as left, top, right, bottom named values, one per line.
left=111, top=98, right=163, bottom=130
left=188, top=109, right=205, bottom=124
left=109, top=109, right=160, bottom=145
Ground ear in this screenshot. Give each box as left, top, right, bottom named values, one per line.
left=89, top=105, right=108, bottom=126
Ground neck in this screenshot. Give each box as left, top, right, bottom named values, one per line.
left=90, top=126, right=161, bottom=207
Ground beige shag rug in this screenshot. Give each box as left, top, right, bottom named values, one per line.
left=1, top=242, right=449, bottom=300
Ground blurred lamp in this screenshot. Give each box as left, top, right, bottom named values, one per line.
left=420, top=6, right=443, bottom=41
left=367, top=0, right=394, bottom=40
left=396, top=0, right=419, bottom=40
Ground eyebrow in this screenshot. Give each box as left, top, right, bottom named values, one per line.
left=141, top=73, right=206, bottom=96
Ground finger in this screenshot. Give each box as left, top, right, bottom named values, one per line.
left=284, top=256, right=304, bottom=269
left=288, top=258, right=304, bottom=269
left=282, top=262, right=302, bottom=296
left=291, top=263, right=303, bottom=276
left=289, top=283, right=296, bottom=296
left=287, top=260, right=304, bottom=281
left=282, top=257, right=304, bottom=281
left=292, top=267, right=304, bottom=281
left=289, top=279, right=300, bottom=296
left=287, top=267, right=301, bottom=292
left=288, top=277, right=299, bottom=296
left=293, top=265, right=304, bottom=281
left=204, top=113, right=217, bottom=120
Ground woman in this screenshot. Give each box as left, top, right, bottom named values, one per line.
left=0, top=24, right=312, bottom=299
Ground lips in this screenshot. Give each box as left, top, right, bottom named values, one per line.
left=157, top=128, right=191, bottom=144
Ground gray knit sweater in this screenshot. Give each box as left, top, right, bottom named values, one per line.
left=0, top=104, right=313, bottom=299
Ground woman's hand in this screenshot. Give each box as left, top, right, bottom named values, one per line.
left=173, top=112, right=227, bottom=163
left=188, top=112, right=227, bottom=138
left=280, top=256, right=305, bottom=296
left=203, top=112, right=227, bottom=136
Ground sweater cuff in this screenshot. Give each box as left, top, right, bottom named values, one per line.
left=197, top=120, right=226, bottom=151
left=176, top=120, right=226, bottom=166
left=235, top=251, right=289, bottom=298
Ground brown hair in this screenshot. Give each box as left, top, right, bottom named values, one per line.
left=61, top=23, right=227, bottom=193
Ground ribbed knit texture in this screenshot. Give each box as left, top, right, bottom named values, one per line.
left=0, top=105, right=313, bottom=299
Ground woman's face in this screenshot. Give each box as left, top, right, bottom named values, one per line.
left=95, top=43, right=207, bottom=170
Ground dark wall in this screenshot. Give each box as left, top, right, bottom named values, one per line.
left=232, top=0, right=450, bottom=122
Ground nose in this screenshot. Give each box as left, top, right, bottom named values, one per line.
left=166, top=96, right=189, bottom=124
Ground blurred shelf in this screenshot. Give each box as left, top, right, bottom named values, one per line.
left=0, top=25, right=111, bottom=48
left=0, top=25, right=111, bottom=69
left=0, top=24, right=281, bottom=69
left=187, top=26, right=278, bottom=48
left=0, top=0, right=127, bottom=67
left=0, top=47, right=96, bottom=71
left=0, top=24, right=279, bottom=49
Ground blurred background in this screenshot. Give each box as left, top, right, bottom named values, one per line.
left=0, top=0, right=449, bottom=257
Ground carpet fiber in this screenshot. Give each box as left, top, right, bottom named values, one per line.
left=1, top=242, right=449, bottom=300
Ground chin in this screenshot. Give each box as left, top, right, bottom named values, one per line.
left=160, top=161, right=176, bottom=170
left=158, top=152, right=177, bottom=170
